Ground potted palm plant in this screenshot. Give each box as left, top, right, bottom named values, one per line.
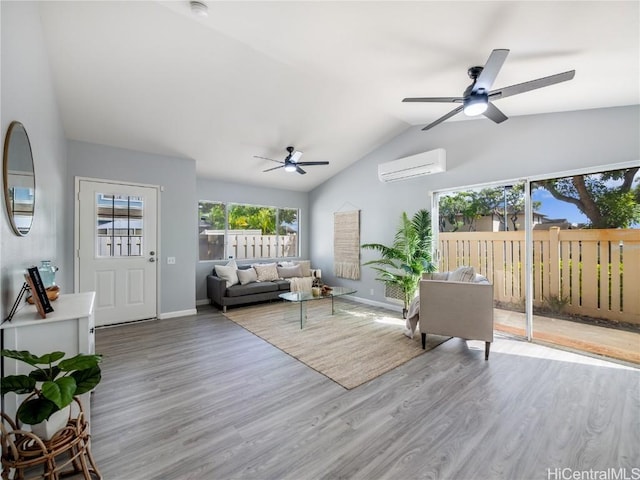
left=0, top=349, right=101, bottom=440
left=362, top=209, right=436, bottom=317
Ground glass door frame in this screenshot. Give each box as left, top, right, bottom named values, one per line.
left=430, top=160, right=638, bottom=343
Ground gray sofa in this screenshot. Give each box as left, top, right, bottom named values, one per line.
left=207, top=265, right=291, bottom=312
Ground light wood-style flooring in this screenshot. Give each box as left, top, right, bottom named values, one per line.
left=85, top=304, right=639, bottom=480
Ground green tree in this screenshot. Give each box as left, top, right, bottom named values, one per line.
left=537, top=168, right=640, bottom=229
left=362, top=209, right=436, bottom=315
left=439, top=184, right=539, bottom=231
left=200, top=202, right=225, bottom=229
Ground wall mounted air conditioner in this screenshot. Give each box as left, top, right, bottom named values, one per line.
left=378, top=148, right=446, bottom=183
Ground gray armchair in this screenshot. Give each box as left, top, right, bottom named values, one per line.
left=419, top=271, right=494, bottom=360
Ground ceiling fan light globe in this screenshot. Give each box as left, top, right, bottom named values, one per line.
left=284, top=164, right=297, bottom=172
left=463, top=96, right=488, bottom=116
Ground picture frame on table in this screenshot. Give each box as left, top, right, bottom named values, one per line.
left=24, top=266, right=54, bottom=318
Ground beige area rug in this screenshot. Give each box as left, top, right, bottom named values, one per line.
left=223, top=299, right=450, bottom=389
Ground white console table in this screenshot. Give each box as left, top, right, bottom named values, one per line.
left=0, top=292, right=96, bottom=422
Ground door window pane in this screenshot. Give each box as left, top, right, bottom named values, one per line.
left=96, top=194, right=143, bottom=257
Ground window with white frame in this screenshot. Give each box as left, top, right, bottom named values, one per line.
left=198, top=201, right=299, bottom=261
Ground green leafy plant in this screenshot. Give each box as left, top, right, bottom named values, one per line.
left=362, top=209, right=436, bottom=314
left=0, top=350, right=102, bottom=425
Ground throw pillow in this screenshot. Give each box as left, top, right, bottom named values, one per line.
left=215, top=259, right=239, bottom=288
left=237, top=267, right=258, bottom=285
left=278, top=261, right=296, bottom=268
left=253, top=263, right=279, bottom=282
left=448, top=266, right=476, bottom=283
left=294, top=260, right=311, bottom=277
left=277, top=264, right=303, bottom=279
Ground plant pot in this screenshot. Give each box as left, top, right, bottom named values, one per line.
left=29, top=405, right=70, bottom=441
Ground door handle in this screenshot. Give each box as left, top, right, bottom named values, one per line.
left=149, top=258, right=156, bottom=263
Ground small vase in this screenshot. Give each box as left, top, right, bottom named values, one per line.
left=29, top=405, right=70, bottom=441
left=38, top=260, right=58, bottom=288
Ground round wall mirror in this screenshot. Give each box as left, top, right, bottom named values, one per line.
left=3, top=121, right=35, bottom=236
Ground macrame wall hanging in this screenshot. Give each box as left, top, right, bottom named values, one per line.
left=333, top=210, right=360, bottom=280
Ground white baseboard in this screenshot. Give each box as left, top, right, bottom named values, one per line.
left=348, top=295, right=403, bottom=313
left=158, top=308, right=198, bottom=320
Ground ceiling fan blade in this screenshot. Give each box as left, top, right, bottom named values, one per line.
left=483, top=102, right=508, bottom=124
left=290, top=151, right=303, bottom=162
left=296, top=161, right=329, bottom=166
left=491, top=70, right=575, bottom=100
left=421, top=105, right=464, bottom=131
left=296, top=166, right=307, bottom=175
left=474, top=49, right=510, bottom=93
left=254, top=155, right=283, bottom=164
left=403, top=97, right=463, bottom=103
left=263, top=165, right=285, bottom=172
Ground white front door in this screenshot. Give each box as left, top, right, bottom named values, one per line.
left=76, top=179, right=158, bottom=326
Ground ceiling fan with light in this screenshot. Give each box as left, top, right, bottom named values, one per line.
left=254, top=146, right=329, bottom=175
left=403, top=49, right=575, bottom=132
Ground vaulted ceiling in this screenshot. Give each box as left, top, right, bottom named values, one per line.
left=38, top=1, right=639, bottom=191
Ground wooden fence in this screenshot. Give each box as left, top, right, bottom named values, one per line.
left=229, top=234, right=298, bottom=259
left=439, top=228, right=640, bottom=325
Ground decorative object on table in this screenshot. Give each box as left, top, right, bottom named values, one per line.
left=27, top=285, right=60, bottom=304
left=38, top=260, right=58, bottom=288
left=361, top=209, right=436, bottom=317
left=3, top=282, right=30, bottom=322
left=312, top=287, right=322, bottom=297
left=0, top=349, right=102, bottom=439
left=334, top=210, right=360, bottom=280
left=24, top=266, right=54, bottom=318
left=312, top=268, right=322, bottom=288
left=2, top=121, right=36, bottom=237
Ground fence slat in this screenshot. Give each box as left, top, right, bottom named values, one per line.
left=439, top=229, right=640, bottom=324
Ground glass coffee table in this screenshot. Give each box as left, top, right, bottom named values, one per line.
left=279, top=286, right=357, bottom=328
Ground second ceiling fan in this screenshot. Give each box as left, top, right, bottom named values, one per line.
left=403, top=49, right=575, bottom=132
left=254, top=146, right=329, bottom=175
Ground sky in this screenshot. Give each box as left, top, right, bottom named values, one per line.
left=531, top=188, right=588, bottom=225
left=532, top=170, right=639, bottom=227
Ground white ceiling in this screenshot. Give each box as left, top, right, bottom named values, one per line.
left=38, top=1, right=639, bottom=192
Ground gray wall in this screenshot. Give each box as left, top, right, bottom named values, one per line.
left=196, top=177, right=309, bottom=303
left=1, top=2, right=68, bottom=320
left=67, top=141, right=197, bottom=317
left=309, top=105, right=640, bottom=309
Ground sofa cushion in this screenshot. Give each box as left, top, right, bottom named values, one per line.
left=277, top=264, right=303, bottom=279
left=253, top=263, right=279, bottom=282
left=294, top=260, right=311, bottom=277
left=237, top=267, right=258, bottom=285
left=215, top=259, right=239, bottom=288
left=448, top=266, right=476, bottom=282
left=226, top=281, right=279, bottom=297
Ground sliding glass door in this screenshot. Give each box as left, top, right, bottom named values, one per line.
left=529, top=167, right=639, bottom=363
left=433, top=165, right=640, bottom=363
left=435, top=182, right=527, bottom=337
